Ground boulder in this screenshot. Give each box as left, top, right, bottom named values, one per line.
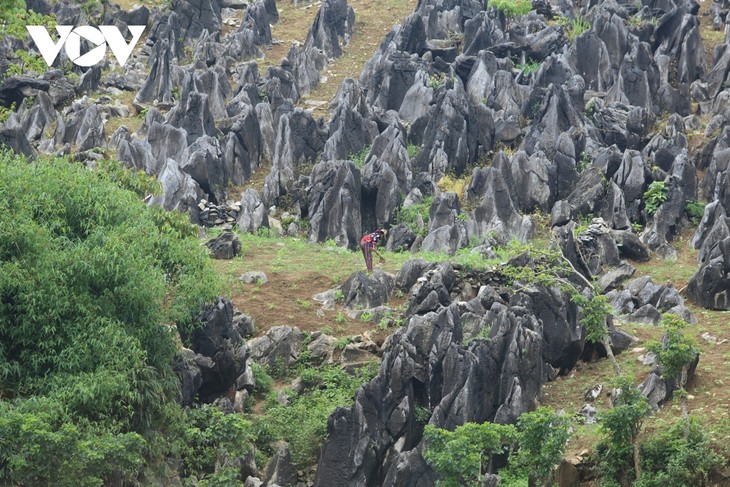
left=149, top=158, right=204, bottom=220
left=687, top=233, right=730, bottom=310
left=262, top=442, right=298, bottom=487
left=248, top=326, right=302, bottom=368
left=237, top=188, right=269, bottom=234
left=173, top=348, right=203, bottom=406
left=205, top=231, right=242, bottom=259
left=340, top=270, right=395, bottom=309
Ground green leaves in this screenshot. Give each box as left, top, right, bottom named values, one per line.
left=396, top=196, right=432, bottom=237
left=0, top=151, right=219, bottom=484
left=424, top=422, right=516, bottom=487
left=489, top=0, right=532, bottom=17
left=0, top=398, right=146, bottom=486
left=643, top=181, right=668, bottom=217
left=505, top=407, right=572, bottom=484
left=182, top=405, right=254, bottom=483
left=572, top=293, right=612, bottom=344
left=647, top=314, right=698, bottom=381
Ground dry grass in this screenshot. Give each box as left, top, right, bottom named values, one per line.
left=262, top=0, right=416, bottom=118
left=698, top=0, right=727, bottom=66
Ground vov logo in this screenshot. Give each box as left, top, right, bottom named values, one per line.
left=26, top=25, right=146, bottom=68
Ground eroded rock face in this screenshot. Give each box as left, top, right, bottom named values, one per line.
left=307, top=160, right=362, bottom=249
left=314, top=257, right=585, bottom=485
left=248, top=326, right=303, bottom=368
left=173, top=297, right=246, bottom=403
left=205, top=231, right=242, bottom=259
left=687, top=222, right=730, bottom=310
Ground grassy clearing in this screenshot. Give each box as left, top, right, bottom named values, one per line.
left=209, top=231, right=532, bottom=341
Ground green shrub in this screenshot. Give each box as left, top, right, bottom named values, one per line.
left=596, top=376, right=652, bottom=484
left=685, top=200, right=705, bottom=223
left=565, top=16, right=591, bottom=41
left=424, top=422, right=516, bottom=487
left=643, top=181, right=668, bottom=216
left=503, top=407, right=572, bottom=486
left=407, top=143, right=420, bottom=159
left=0, top=103, right=15, bottom=124
left=396, top=196, right=432, bottom=237
left=0, top=151, right=218, bottom=484
left=257, top=365, right=376, bottom=467
left=577, top=151, right=592, bottom=173
left=249, top=361, right=273, bottom=394
left=490, top=0, right=532, bottom=17
left=636, top=419, right=725, bottom=487
left=349, top=145, right=371, bottom=169
left=515, top=61, right=541, bottom=75
left=181, top=405, right=255, bottom=483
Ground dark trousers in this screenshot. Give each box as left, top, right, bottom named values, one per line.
left=360, top=240, right=372, bottom=272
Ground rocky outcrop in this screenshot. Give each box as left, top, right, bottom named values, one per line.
left=315, top=256, right=586, bottom=485
left=687, top=217, right=730, bottom=310
left=307, top=160, right=362, bottom=249
left=339, top=270, right=395, bottom=309
left=173, top=297, right=247, bottom=403
left=237, top=188, right=269, bottom=234
left=205, top=231, right=242, bottom=259
left=607, top=275, right=696, bottom=324
left=248, top=326, right=303, bottom=368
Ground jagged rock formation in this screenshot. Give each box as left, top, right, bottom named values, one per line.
left=0, top=0, right=726, bottom=480
left=314, top=255, right=615, bottom=485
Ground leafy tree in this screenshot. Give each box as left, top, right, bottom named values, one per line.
left=181, top=405, right=255, bottom=485
left=504, top=407, right=572, bottom=487
left=0, top=151, right=219, bottom=484
left=572, top=293, right=620, bottom=374
left=597, top=376, right=651, bottom=484
left=637, top=418, right=725, bottom=487
left=423, top=422, right=516, bottom=487
left=647, top=314, right=698, bottom=425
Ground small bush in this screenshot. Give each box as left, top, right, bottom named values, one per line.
left=437, top=174, right=470, bottom=201
left=644, top=181, right=668, bottom=216
left=637, top=419, right=725, bottom=487
left=424, top=422, right=516, bottom=487
left=577, top=152, right=592, bottom=173
left=515, top=61, right=541, bottom=75
left=349, top=145, right=371, bottom=169
left=257, top=365, right=376, bottom=467
left=685, top=200, right=705, bottom=223
left=407, top=143, right=420, bottom=159
left=565, top=16, right=591, bottom=41
left=250, top=362, right=273, bottom=395
left=490, top=0, right=532, bottom=17
left=396, top=196, right=433, bottom=237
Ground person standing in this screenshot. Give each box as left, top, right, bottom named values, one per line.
left=360, top=229, right=386, bottom=273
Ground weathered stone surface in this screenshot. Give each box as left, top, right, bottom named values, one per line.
left=307, top=160, right=362, bottom=250
left=262, top=442, right=298, bottom=487
left=205, top=231, right=242, bottom=259
left=340, top=270, right=395, bottom=309
left=237, top=188, right=269, bottom=234
left=314, top=254, right=584, bottom=485
left=248, top=326, right=302, bottom=368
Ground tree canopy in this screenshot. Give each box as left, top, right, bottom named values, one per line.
left=0, top=152, right=219, bottom=484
